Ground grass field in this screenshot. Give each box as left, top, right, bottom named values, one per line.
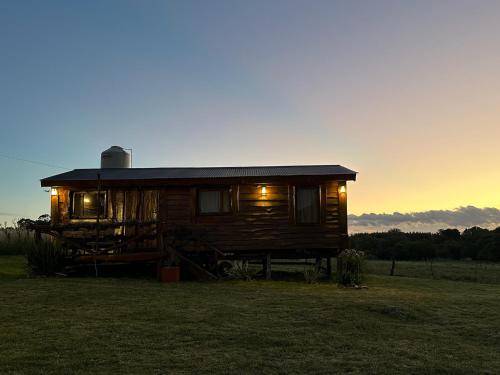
left=365, top=259, right=500, bottom=284
left=271, top=258, right=500, bottom=285
left=1, top=256, right=500, bottom=374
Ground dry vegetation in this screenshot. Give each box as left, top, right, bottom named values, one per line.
left=0, top=226, right=35, bottom=256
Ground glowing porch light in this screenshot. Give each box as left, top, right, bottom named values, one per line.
left=339, top=185, right=346, bottom=194
left=50, top=188, right=58, bottom=196
left=261, top=186, right=267, bottom=196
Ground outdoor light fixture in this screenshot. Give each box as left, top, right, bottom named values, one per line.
left=261, top=186, right=267, bottom=196
left=339, top=185, right=346, bottom=194
left=50, top=188, right=58, bottom=196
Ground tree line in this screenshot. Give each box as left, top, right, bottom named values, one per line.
left=350, top=227, right=500, bottom=262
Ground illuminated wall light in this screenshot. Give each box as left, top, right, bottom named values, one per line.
left=261, top=186, right=267, bottom=196
left=50, top=188, right=58, bottom=196
left=339, top=185, right=346, bottom=194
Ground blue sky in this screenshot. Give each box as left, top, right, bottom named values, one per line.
left=1, top=0, right=500, bottom=228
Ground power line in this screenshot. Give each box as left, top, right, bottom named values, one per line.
left=0, top=153, right=70, bottom=170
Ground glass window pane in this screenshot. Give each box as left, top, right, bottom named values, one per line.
left=73, top=193, right=84, bottom=217
left=199, top=190, right=221, bottom=213
left=98, top=193, right=106, bottom=216
left=296, top=187, right=319, bottom=223
left=221, top=189, right=231, bottom=212
left=72, top=192, right=106, bottom=218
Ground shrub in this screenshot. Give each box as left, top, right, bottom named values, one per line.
left=337, top=249, right=364, bottom=286
left=25, top=240, right=66, bottom=276
left=226, top=262, right=256, bottom=281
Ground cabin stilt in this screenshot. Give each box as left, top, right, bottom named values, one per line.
left=315, top=257, right=322, bottom=273
left=264, top=253, right=272, bottom=280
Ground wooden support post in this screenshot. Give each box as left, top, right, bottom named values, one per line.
left=135, top=188, right=142, bottom=249
left=157, top=222, right=164, bottom=252
left=110, top=190, right=115, bottom=222
left=315, top=257, right=322, bottom=273
left=156, top=220, right=165, bottom=281
left=94, top=173, right=101, bottom=278
left=95, top=173, right=101, bottom=252
left=326, top=257, right=332, bottom=280
left=265, top=253, right=272, bottom=280
left=121, top=191, right=127, bottom=238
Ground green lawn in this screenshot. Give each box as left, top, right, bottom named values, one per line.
left=0, top=255, right=26, bottom=279
left=1, top=256, right=500, bottom=374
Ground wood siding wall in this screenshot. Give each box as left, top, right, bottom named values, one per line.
left=51, top=179, right=347, bottom=252
left=159, top=180, right=346, bottom=252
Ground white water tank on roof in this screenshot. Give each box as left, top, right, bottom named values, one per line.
left=101, top=146, right=131, bottom=168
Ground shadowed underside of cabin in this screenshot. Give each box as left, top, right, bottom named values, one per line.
left=40, top=165, right=356, bottom=275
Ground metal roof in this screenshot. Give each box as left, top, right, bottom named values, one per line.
left=41, top=165, right=357, bottom=186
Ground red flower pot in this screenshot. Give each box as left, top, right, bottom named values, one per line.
left=160, top=266, right=180, bottom=283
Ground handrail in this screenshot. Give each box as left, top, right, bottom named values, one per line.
left=29, top=220, right=160, bottom=230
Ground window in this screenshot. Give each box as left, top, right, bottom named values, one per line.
left=295, top=186, right=320, bottom=224
left=198, top=188, right=231, bottom=214
left=72, top=191, right=106, bottom=218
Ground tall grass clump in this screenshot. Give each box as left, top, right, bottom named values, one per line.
left=0, top=226, right=35, bottom=255
left=337, top=249, right=364, bottom=286
left=226, top=261, right=257, bottom=281
left=303, top=267, right=321, bottom=284
left=25, top=240, right=66, bottom=276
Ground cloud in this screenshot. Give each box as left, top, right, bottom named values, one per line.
left=349, top=206, right=500, bottom=233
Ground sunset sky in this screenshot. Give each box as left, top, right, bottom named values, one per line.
left=1, top=0, right=499, bottom=230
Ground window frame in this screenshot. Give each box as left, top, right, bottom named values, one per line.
left=294, top=185, right=321, bottom=225
left=196, top=186, right=233, bottom=216
left=70, top=190, right=108, bottom=219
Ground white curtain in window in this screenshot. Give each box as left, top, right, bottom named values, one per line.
left=199, top=191, right=221, bottom=213
left=296, top=187, right=319, bottom=223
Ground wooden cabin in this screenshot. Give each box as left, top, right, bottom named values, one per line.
left=40, top=164, right=357, bottom=278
